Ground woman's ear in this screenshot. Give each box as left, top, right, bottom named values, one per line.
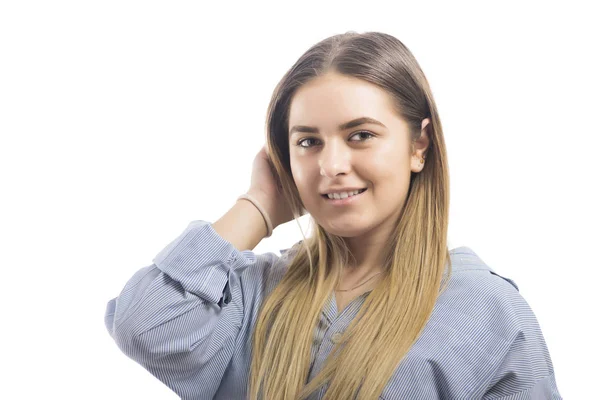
left=411, top=118, right=431, bottom=172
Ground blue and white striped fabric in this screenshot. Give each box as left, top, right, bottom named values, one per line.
left=105, top=220, right=562, bottom=399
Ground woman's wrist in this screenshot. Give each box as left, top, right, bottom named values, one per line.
left=238, top=191, right=275, bottom=237
left=212, top=198, right=269, bottom=251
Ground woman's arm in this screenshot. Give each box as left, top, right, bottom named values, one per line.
left=104, top=202, right=279, bottom=399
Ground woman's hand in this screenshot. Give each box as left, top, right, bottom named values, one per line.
left=246, top=145, right=297, bottom=229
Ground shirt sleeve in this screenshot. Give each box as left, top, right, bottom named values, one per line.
left=480, top=272, right=563, bottom=399
left=104, top=220, right=281, bottom=399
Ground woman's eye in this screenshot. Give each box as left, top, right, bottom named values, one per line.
left=349, top=131, right=375, bottom=142
left=297, top=131, right=375, bottom=148
left=297, top=138, right=319, bottom=148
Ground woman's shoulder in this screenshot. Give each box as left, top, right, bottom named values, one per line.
left=441, top=246, right=529, bottom=339
left=448, top=246, right=519, bottom=290
left=278, top=240, right=304, bottom=258
left=387, top=248, right=558, bottom=398
left=436, top=247, right=554, bottom=377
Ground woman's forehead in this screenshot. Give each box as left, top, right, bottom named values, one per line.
left=288, top=77, right=399, bottom=134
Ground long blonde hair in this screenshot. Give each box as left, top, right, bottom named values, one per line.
left=248, top=31, right=452, bottom=400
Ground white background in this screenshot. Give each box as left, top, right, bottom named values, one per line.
left=1, top=0, right=597, bottom=398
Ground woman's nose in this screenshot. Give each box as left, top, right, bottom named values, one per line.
left=319, top=142, right=352, bottom=177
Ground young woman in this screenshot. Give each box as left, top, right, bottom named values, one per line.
left=105, top=32, right=561, bottom=399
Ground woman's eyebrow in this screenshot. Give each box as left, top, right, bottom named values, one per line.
left=289, top=117, right=386, bottom=137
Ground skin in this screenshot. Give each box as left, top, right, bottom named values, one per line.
left=288, top=71, right=431, bottom=283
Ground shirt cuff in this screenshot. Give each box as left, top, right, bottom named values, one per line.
left=151, top=220, right=241, bottom=304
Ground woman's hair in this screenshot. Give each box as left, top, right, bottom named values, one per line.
left=248, top=31, right=452, bottom=400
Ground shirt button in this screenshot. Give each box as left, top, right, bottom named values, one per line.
left=331, top=332, right=343, bottom=344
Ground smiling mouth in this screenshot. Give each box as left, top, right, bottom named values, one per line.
left=321, top=188, right=368, bottom=199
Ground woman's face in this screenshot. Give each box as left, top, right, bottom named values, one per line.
left=288, top=72, right=429, bottom=238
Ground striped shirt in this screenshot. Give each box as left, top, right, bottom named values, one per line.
left=105, top=220, right=562, bottom=399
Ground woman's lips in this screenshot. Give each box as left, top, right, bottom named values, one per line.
left=322, top=188, right=367, bottom=205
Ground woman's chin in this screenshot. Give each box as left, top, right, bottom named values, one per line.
left=320, top=221, right=368, bottom=237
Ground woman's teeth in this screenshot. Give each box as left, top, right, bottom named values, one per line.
left=326, top=189, right=366, bottom=199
